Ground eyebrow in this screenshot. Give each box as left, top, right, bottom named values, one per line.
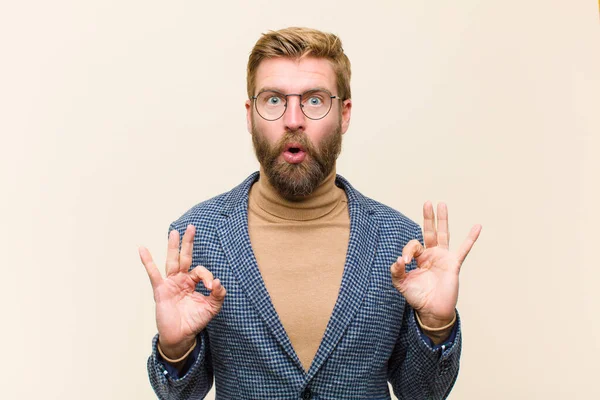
left=256, top=86, right=332, bottom=95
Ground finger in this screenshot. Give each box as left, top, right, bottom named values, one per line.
left=390, top=256, right=407, bottom=282
left=138, top=246, right=163, bottom=289
left=437, top=202, right=449, bottom=249
left=179, top=225, right=196, bottom=273
left=402, top=239, right=425, bottom=266
left=209, top=278, right=227, bottom=303
left=456, top=224, right=482, bottom=264
left=189, top=265, right=215, bottom=290
left=423, top=201, right=437, bottom=248
left=165, top=229, right=180, bottom=276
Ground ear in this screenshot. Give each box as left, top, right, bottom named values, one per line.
left=340, top=99, right=352, bottom=135
left=245, top=99, right=253, bottom=134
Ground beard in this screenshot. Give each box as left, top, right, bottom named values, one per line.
left=251, top=120, right=343, bottom=199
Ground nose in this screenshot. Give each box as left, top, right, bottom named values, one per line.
left=283, top=95, right=305, bottom=132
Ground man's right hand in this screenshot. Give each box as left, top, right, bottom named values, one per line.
left=139, top=224, right=226, bottom=360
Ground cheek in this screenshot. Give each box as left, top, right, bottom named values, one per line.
left=253, top=118, right=283, bottom=142
left=309, top=120, right=339, bottom=142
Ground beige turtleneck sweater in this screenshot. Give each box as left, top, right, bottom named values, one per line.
left=248, top=168, right=349, bottom=372
left=247, top=168, right=452, bottom=372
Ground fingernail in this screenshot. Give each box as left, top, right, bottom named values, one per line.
left=404, top=256, right=410, bottom=264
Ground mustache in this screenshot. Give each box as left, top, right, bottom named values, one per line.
left=273, top=130, right=317, bottom=155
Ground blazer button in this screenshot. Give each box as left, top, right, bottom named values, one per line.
left=301, top=387, right=312, bottom=399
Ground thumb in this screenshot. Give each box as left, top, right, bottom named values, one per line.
left=209, top=278, right=227, bottom=304
left=390, top=256, right=407, bottom=283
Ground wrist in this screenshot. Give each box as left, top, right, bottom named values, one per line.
left=415, top=310, right=456, bottom=330
left=158, top=337, right=196, bottom=360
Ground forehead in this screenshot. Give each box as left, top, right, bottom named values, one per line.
left=254, top=57, right=336, bottom=94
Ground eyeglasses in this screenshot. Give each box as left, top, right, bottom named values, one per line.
left=251, top=89, right=342, bottom=121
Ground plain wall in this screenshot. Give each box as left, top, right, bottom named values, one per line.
left=1, top=1, right=598, bottom=399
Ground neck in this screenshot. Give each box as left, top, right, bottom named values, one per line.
left=252, top=166, right=343, bottom=221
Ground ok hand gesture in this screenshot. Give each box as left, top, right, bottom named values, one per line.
left=139, top=225, right=226, bottom=359
left=391, top=202, right=481, bottom=328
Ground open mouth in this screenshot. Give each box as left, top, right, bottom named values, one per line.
left=284, top=143, right=306, bottom=153
left=282, top=143, right=307, bottom=164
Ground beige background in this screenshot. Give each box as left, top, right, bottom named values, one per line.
left=1, top=1, right=599, bottom=399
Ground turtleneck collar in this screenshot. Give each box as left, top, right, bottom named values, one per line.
left=250, top=167, right=346, bottom=221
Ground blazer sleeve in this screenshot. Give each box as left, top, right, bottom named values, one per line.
left=147, top=331, right=213, bottom=400
left=387, top=225, right=462, bottom=399
left=146, top=222, right=214, bottom=399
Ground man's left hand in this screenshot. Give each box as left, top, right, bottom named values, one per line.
left=390, top=202, right=482, bottom=328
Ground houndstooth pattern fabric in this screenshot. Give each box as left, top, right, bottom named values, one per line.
left=148, top=172, right=461, bottom=399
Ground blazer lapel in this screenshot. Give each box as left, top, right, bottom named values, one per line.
left=306, top=176, right=379, bottom=382
left=217, top=173, right=304, bottom=372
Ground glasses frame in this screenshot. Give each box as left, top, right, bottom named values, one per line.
left=251, top=89, right=343, bottom=121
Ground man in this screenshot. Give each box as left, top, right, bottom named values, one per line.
left=140, top=27, right=481, bottom=399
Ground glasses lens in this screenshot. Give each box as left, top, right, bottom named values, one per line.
left=256, top=91, right=286, bottom=120
left=301, top=90, right=332, bottom=120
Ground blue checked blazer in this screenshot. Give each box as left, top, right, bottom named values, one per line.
left=148, top=172, right=461, bottom=400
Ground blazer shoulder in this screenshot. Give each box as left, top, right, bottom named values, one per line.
left=169, top=172, right=259, bottom=232
left=368, top=198, right=420, bottom=232
left=336, top=174, right=421, bottom=234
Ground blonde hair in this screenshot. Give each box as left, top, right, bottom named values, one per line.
left=247, top=27, right=351, bottom=101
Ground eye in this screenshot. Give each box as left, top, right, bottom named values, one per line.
left=302, top=90, right=328, bottom=107
left=307, top=96, right=323, bottom=106
left=258, top=91, right=285, bottom=107
left=267, top=96, right=281, bottom=105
